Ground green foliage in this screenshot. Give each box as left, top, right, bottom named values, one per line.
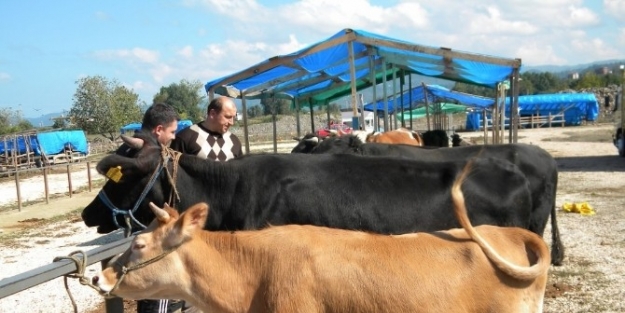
left=52, top=118, right=67, bottom=129
left=247, top=105, right=263, bottom=118
left=0, top=108, right=35, bottom=135
left=327, top=103, right=341, bottom=117
left=569, top=72, right=602, bottom=89
left=452, top=83, right=495, bottom=97
left=153, top=79, right=205, bottom=122
left=260, top=97, right=292, bottom=115
left=69, top=76, right=142, bottom=141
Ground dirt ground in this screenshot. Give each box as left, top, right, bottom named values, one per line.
left=1, top=123, right=624, bottom=312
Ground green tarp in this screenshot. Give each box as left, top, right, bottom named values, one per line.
left=396, top=103, right=468, bottom=122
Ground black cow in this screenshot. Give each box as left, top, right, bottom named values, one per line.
left=291, top=134, right=564, bottom=265
left=82, top=132, right=532, bottom=246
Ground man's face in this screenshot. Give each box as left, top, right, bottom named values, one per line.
left=154, top=121, right=178, bottom=146
left=209, top=103, right=237, bottom=134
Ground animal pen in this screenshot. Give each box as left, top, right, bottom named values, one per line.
left=0, top=129, right=89, bottom=174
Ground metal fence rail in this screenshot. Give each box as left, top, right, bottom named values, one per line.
left=0, top=236, right=132, bottom=311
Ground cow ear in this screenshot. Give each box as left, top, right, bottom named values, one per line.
left=177, top=203, right=209, bottom=238
left=96, top=154, right=138, bottom=176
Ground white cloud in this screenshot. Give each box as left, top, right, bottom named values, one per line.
left=94, top=11, right=110, bottom=21
left=604, top=0, right=625, bottom=21
left=195, top=0, right=267, bottom=20
left=570, top=37, right=622, bottom=60
left=465, top=6, right=539, bottom=35
left=275, top=0, right=428, bottom=35
left=177, top=46, right=194, bottom=58
left=515, top=43, right=567, bottom=65
left=93, top=48, right=160, bottom=64
left=0, top=72, right=10, bottom=82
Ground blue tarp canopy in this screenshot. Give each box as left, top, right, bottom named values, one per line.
left=120, top=120, right=194, bottom=134
left=465, top=93, right=599, bottom=130
left=508, top=93, right=599, bottom=125
left=0, top=134, right=40, bottom=155
left=204, top=28, right=520, bottom=102
left=37, top=130, right=89, bottom=155
left=363, top=84, right=494, bottom=114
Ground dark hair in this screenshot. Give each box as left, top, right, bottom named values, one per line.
left=141, top=103, right=180, bottom=131
left=206, top=97, right=234, bottom=115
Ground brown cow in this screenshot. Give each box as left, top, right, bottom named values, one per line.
left=93, top=164, right=550, bottom=313
left=363, top=127, right=424, bottom=146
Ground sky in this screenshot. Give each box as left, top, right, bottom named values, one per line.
left=1, top=0, right=624, bottom=118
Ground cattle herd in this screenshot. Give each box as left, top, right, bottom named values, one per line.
left=81, top=128, right=563, bottom=312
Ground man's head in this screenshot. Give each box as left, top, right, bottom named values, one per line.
left=142, top=103, right=180, bottom=146
left=203, top=97, right=237, bottom=134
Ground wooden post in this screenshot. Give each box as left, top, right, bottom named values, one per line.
left=369, top=54, right=378, bottom=132
left=408, top=73, right=413, bottom=129
left=382, top=61, right=389, bottom=131
left=67, top=164, right=73, bottom=198
left=43, top=167, right=49, bottom=204
left=391, top=66, right=397, bottom=131
left=422, top=82, right=431, bottom=131
left=294, top=98, right=301, bottom=138
left=309, top=100, right=315, bottom=134
left=326, top=106, right=331, bottom=128
left=548, top=113, right=552, bottom=128
left=87, top=162, right=92, bottom=192
left=15, top=170, right=22, bottom=211
left=241, top=95, right=250, bottom=154
left=482, top=109, right=488, bottom=145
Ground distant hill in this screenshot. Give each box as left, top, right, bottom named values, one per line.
left=26, top=112, right=63, bottom=127
left=522, top=59, right=625, bottom=77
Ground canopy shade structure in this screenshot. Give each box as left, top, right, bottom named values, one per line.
left=205, top=28, right=521, bottom=101
left=396, top=103, right=469, bottom=122
left=364, top=84, right=495, bottom=114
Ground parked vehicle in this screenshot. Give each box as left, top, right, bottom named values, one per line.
left=316, top=122, right=352, bottom=139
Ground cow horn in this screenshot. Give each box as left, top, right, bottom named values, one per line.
left=304, top=136, right=319, bottom=143
left=121, top=135, right=144, bottom=150
left=149, top=202, right=171, bottom=222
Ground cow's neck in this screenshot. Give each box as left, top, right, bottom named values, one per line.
left=179, top=232, right=269, bottom=313
left=175, top=156, right=239, bottom=226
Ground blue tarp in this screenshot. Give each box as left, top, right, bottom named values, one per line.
left=204, top=28, right=520, bottom=101
left=0, top=135, right=40, bottom=155
left=120, top=120, right=194, bottom=134
left=364, top=84, right=494, bottom=114
left=510, top=93, right=599, bottom=125
left=36, top=130, right=89, bottom=155
left=465, top=93, right=599, bottom=130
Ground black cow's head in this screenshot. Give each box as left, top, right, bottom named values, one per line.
left=290, top=133, right=321, bottom=153
left=311, top=134, right=363, bottom=154
left=81, top=131, right=170, bottom=234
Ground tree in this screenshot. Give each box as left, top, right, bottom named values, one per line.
left=0, top=108, right=34, bottom=135
left=69, top=76, right=142, bottom=140
left=247, top=105, right=263, bottom=118
left=153, top=79, right=205, bottom=122
left=260, top=96, right=292, bottom=115
left=569, top=72, right=604, bottom=89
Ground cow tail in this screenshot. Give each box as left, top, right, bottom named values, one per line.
left=451, top=160, right=551, bottom=281
left=549, top=178, right=565, bottom=266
